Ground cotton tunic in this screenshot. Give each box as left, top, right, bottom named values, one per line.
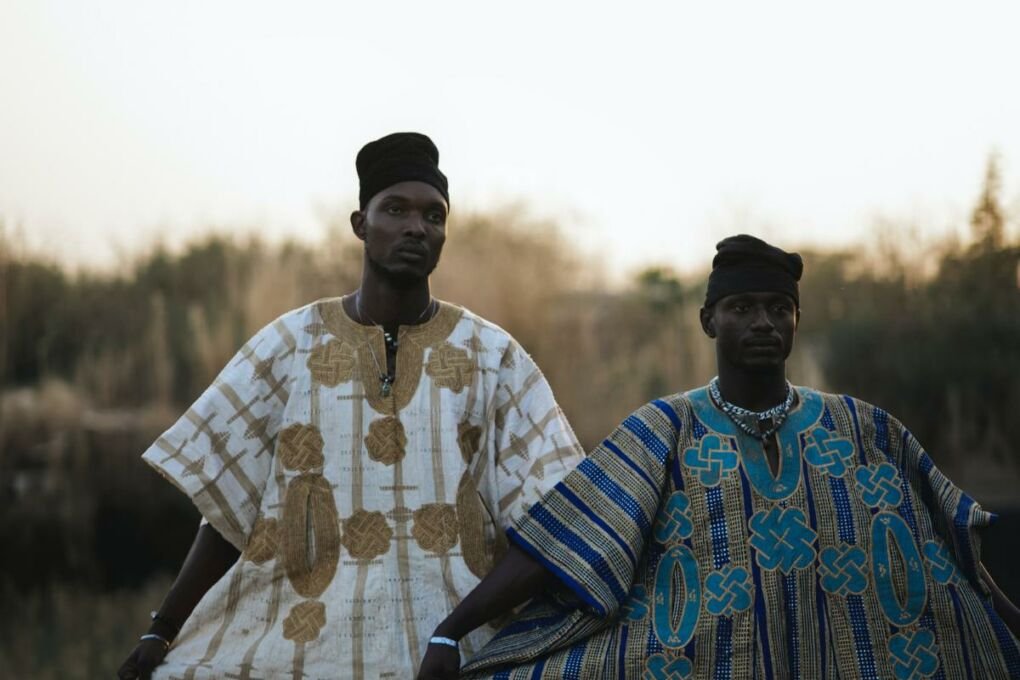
left=464, top=386, right=1020, bottom=679
left=143, top=299, right=584, bottom=679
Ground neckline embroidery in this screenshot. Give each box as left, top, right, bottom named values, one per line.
left=689, top=385, right=823, bottom=500
left=317, top=298, right=463, bottom=414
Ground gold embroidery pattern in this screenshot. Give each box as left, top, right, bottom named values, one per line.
left=387, top=506, right=415, bottom=523
left=412, top=503, right=460, bottom=554
left=500, top=344, right=517, bottom=370
left=182, top=457, right=205, bottom=477
left=463, top=336, right=486, bottom=352
left=278, top=423, right=325, bottom=472
left=282, top=600, right=327, bottom=643
left=458, top=421, right=483, bottom=464
left=303, top=322, right=328, bottom=337
left=342, top=510, right=393, bottom=560
left=456, top=473, right=493, bottom=577
left=244, top=415, right=271, bottom=441
left=364, top=416, right=407, bottom=466
left=209, top=431, right=231, bottom=456
left=245, top=516, right=280, bottom=564
left=316, top=298, right=464, bottom=414
left=282, top=474, right=341, bottom=598
left=425, top=342, right=474, bottom=393
left=306, top=338, right=357, bottom=386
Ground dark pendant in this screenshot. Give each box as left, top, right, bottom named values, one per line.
left=380, top=375, right=393, bottom=397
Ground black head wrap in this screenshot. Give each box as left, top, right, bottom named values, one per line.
left=704, top=234, right=803, bottom=307
left=356, top=132, right=449, bottom=209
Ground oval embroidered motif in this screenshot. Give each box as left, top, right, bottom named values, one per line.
left=653, top=545, right=700, bottom=649
left=457, top=472, right=493, bottom=578
left=281, top=474, right=341, bottom=598
left=870, top=511, right=926, bottom=626
left=457, top=421, right=483, bottom=464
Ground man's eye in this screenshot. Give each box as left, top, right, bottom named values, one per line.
left=386, top=206, right=404, bottom=216
left=426, top=212, right=445, bottom=224
left=734, top=304, right=750, bottom=313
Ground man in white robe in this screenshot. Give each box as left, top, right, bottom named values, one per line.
left=117, top=132, right=583, bottom=680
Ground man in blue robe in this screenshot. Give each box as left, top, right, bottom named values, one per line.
left=417, top=235, right=1020, bottom=680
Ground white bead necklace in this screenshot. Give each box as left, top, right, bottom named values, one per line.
left=709, top=377, right=794, bottom=440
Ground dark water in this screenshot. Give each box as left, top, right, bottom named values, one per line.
left=982, top=508, right=1020, bottom=603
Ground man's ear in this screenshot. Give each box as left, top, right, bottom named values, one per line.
left=699, top=306, right=716, bottom=338
left=350, top=210, right=367, bottom=241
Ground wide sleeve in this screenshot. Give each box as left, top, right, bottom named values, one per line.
left=890, top=414, right=996, bottom=591
left=506, top=399, right=681, bottom=618
left=141, top=318, right=297, bottom=552
left=491, top=340, right=585, bottom=529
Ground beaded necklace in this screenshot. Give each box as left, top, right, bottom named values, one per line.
left=708, top=376, right=794, bottom=440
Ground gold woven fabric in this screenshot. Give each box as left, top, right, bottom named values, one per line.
left=142, top=298, right=584, bottom=679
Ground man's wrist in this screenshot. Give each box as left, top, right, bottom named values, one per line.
left=431, top=620, right=460, bottom=641
left=147, top=617, right=179, bottom=642
left=428, top=635, right=459, bottom=649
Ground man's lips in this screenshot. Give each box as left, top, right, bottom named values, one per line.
left=396, top=245, right=427, bottom=260
left=743, top=337, right=781, bottom=348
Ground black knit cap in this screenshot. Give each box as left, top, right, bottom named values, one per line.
left=704, top=234, right=803, bottom=307
left=356, top=132, right=449, bottom=209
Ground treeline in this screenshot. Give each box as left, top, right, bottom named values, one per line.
left=2, top=163, right=1018, bottom=464
left=3, top=160, right=1018, bottom=679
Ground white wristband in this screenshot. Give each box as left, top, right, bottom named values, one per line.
left=429, top=636, right=458, bottom=648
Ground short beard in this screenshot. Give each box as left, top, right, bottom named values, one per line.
left=366, top=252, right=439, bottom=288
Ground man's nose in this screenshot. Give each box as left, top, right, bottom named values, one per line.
left=750, top=306, right=774, bottom=329
left=403, top=214, right=427, bottom=237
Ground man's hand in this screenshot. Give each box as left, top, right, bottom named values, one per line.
left=416, top=643, right=460, bottom=680
left=116, top=639, right=169, bottom=680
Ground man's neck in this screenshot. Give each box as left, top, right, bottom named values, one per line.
left=354, top=271, right=432, bottom=328
left=714, top=364, right=788, bottom=412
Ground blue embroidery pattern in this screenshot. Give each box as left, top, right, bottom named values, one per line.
left=682, top=434, right=738, bottom=487
left=644, top=654, right=693, bottom=680
left=748, top=507, right=817, bottom=573
left=923, top=540, right=960, bottom=585
left=818, top=544, right=869, bottom=596
left=705, top=565, right=753, bottom=616
left=621, top=585, right=649, bottom=621
left=888, top=629, right=940, bottom=680
left=871, top=512, right=926, bottom=625
left=653, top=545, right=701, bottom=649
left=803, top=427, right=856, bottom=476
left=854, top=462, right=904, bottom=509
left=654, top=491, right=694, bottom=544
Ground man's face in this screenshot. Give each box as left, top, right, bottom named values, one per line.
left=700, top=291, right=800, bottom=372
left=352, top=181, right=448, bottom=285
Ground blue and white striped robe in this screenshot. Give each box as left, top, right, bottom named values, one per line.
left=462, top=386, right=1020, bottom=679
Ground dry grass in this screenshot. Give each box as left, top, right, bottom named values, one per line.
left=0, top=577, right=172, bottom=680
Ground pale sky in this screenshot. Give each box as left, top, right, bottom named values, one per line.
left=2, top=0, right=1019, bottom=277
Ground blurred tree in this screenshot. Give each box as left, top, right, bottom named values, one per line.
left=971, top=154, right=1005, bottom=249
left=819, top=155, right=1019, bottom=466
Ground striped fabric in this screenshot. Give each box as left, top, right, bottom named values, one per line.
left=141, top=298, right=584, bottom=679
left=462, top=386, right=1020, bottom=679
